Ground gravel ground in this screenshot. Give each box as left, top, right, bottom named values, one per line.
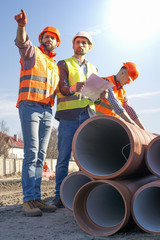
left=0, top=175, right=160, bottom=240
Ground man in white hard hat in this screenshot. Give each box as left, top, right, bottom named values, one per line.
left=52, top=31, right=104, bottom=207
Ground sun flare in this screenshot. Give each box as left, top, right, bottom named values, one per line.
left=108, top=0, right=160, bottom=41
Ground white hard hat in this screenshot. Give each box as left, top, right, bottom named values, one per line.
left=72, top=31, right=93, bottom=47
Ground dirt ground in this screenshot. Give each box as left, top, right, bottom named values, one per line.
left=0, top=175, right=160, bottom=240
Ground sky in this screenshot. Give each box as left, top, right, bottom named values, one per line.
left=1, top=0, right=160, bottom=137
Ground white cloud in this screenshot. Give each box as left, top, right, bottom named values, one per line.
left=128, top=91, right=160, bottom=99
left=140, top=108, right=160, bottom=114
left=89, top=29, right=102, bottom=36
left=0, top=100, right=17, bottom=118
left=0, top=93, right=17, bottom=100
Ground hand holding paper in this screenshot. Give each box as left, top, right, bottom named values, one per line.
left=81, top=73, right=114, bottom=102
left=99, top=89, right=109, bottom=100
left=70, top=82, right=85, bottom=93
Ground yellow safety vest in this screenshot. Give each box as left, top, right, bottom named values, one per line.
left=56, top=57, right=98, bottom=112
left=95, top=76, right=126, bottom=118
left=16, top=47, right=59, bottom=108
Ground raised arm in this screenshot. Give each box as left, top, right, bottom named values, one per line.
left=14, top=9, right=27, bottom=43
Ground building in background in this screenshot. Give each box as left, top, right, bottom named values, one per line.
left=0, top=133, right=24, bottom=158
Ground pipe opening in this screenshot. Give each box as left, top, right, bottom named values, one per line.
left=147, top=139, right=160, bottom=176
left=61, top=174, right=92, bottom=210
left=133, top=186, right=160, bottom=232
left=74, top=119, right=131, bottom=177
left=86, top=184, right=125, bottom=228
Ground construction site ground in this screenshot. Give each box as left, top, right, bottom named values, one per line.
left=0, top=174, right=160, bottom=240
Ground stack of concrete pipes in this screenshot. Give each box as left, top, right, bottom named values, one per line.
left=60, top=115, right=160, bottom=237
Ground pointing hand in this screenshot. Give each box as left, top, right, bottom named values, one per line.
left=15, top=9, right=27, bottom=27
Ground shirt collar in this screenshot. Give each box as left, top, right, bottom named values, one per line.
left=72, top=56, right=88, bottom=66
left=114, top=75, right=123, bottom=90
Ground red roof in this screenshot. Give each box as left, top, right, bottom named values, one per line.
left=9, top=136, right=24, bottom=148
left=0, top=132, right=24, bottom=148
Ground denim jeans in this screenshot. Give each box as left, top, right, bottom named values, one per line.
left=55, top=111, right=89, bottom=197
left=19, top=101, right=53, bottom=202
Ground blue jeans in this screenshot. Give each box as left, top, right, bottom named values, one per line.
left=55, top=111, right=89, bottom=197
left=19, top=101, right=53, bottom=202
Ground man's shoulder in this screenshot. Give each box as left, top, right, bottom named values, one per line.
left=86, top=61, right=98, bottom=73
left=58, top=56, right=72, bottom=62
left=57, top=59, right=65, bottom=64
left=57, top=60, right=66, bottom=68
left=57, top=57, right=73, bottom=68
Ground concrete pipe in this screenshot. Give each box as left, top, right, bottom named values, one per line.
left=132, top=180, right=160, bottom=233
left=73, top=175, right=158, bottom=236
left=118, top=175, right=158, bottom=196
left=145, top=135, right=160, bottom=177
left=73, top=180, right=131, bottom=236
left=72, top=115, right=156, bottom=179
left=60, top=171, right=93, bottom=211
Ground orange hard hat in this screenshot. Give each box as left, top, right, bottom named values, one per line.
left=39, top=26, right=61, bottom=47
left=123, top=62, right=139, bottom=81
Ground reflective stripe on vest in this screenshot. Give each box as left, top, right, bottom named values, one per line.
left=16, top=47, right=59, bottom=107
left=56, top=57, right=98, bottom=111
left=95, top=75, right=126, bottom=117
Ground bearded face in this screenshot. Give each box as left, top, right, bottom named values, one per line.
left=41, top=32, right=58, bottom=51
left=73, top=37, right=92, bottom=56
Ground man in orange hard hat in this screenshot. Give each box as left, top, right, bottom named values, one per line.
left=14, top=9, right=60, bottom=216
left=95, top=62, right=146, bottom=130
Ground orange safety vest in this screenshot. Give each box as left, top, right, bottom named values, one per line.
left=95, top=76, right=126, bottom=118
left=43, top=164, right=48, bottom=172
left=16, top=47, right=59, bottom=108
